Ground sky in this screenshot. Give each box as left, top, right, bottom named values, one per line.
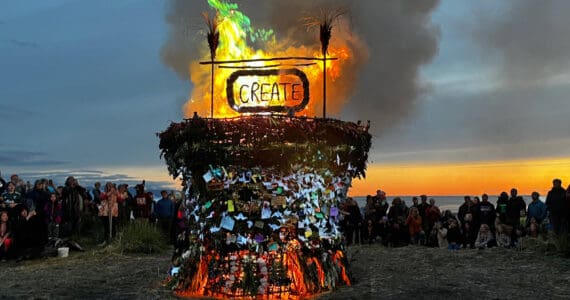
left=1, top=0, right=569, bottom=196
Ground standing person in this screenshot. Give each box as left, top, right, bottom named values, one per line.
left=61, top=176, right=88, bottom=237
left=472, top=196, right=481, bottom=207
left=363, top=195, right=376, bottom=221
left=154, top=190, right=175, bottom=242
left=46, top=179, right=57, bottom=194
left=567, top=185, right=570, bottom=230
left=458, top=196, right=474, bottom=227
left=98, top=182, right=120, bottom=245
left=527, top=192, right=547, bottom=226
left=92, top=182, right=102, bottom=206
left=496, top=192, right=509, bottom=224
left=425, top=198, right=441, bottom=234
left=1, top=182, right=24, bottom=218
left=417, top=195, right=429, bottom=232
left=170, top=192, right=186, bottom=243
left=133, top=183, right=152, bottom=221
left=0, top=211, right=12, bottom=261
left=12, top=206, right=41, bottom=261
left=405, top=207, right=424, bottom=245
left=44, top=192, right=63, bottom=240
left=0, top=171, right=6, bottom=195
left=475, top=194, right=496, bottom=232
left=9, top=174, right=26, bottom=195
left=506, top=188, right=526, bottom=228
left=545, top=179, right=567, bottom=234
left=26, top=179, right=50, bottom=246
left=507, top=188, right=526, bottom=245
left=117, top=184, right=132, bottom=226
left=372, top=190, right=388, bottom=223
left=343, top=197, right=362, bottom=246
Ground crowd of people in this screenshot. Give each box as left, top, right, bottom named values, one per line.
left=1, top=170, right=568, bottom=261
left=0, top=172, right=183, bottom=262
left=340, top=178, right=570, bottom=250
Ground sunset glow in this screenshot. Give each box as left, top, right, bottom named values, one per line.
left=350, top=157, right=570, bottom=196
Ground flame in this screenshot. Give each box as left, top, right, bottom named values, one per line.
left=173, top=249, right=351, bottom=299
left=183, top=0, right=364, bottom=118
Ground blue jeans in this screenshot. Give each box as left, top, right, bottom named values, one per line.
left=448, top=243, right=460, bottom=250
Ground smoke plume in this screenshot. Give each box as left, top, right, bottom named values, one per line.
left=161, top=0, right=440, bottom=131
left=474, top=0, right=570, bottom=87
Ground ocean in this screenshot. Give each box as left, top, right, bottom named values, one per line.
left=353, top=195, right=541, bottom=214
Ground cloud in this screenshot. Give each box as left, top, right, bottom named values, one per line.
left=473, top=0, right=570, bottom=87
left=14, top=169, right=175, bottom=192
left=161, top=0, right=440, bottom=132
left=7, top=39, right=39, bottom=48
left=0, top=150, right=69, bottom=166
left=0, top=104, right=37, bottom=118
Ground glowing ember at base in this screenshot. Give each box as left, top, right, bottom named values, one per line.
left=174, top=249, right=350, bottom=298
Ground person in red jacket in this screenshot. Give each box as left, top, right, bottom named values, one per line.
left=425, top=198, right=442, bottom=234
left=405, top=207, right=424, bottom=245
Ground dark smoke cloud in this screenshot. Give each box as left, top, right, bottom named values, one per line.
left=346, top=1, right=440, bottom=129
left=474, top=0, right=570, bottom=87
left=161, top=0, right=440, bottom=131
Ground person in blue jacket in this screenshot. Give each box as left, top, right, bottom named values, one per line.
left=527, top=191, right=547, bottom=226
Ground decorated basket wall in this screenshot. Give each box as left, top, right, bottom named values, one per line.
left=159, top=115, right=371, bottom=298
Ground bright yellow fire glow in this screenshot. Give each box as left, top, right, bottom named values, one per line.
left=184, top=2, right=364, bottom=118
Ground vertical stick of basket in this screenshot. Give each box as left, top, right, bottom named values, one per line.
left=204, top=12, right=219, bottom=118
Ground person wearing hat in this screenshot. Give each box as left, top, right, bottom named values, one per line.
left=133, top=182, right=152, bottom=221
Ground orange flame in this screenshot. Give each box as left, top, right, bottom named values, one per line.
left=173, top=249, right=350, bottom=299
left=183, top=1, right=366, bottom=118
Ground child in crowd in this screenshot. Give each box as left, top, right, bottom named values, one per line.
left=475, top=224, right=496, bottom=249
left=44, top=192, right=63, bottom=240
left=434, top=221, right=448, bottom=249
left=447, top=219, right=462, bottom=250
left=495, top=220, right=512, bottom=248
left=362, top=219, right=377, bottom=244
left=0, top=211, right=12, bottom=261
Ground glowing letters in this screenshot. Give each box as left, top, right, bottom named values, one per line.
left=227, top=69, right=309, bottom=113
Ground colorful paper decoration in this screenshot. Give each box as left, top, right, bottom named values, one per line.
left=220, top=215, right=235, bottom=231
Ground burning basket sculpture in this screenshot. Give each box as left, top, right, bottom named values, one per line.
left=159, top=1, right=371, bottom=298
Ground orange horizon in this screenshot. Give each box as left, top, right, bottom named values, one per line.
left=349, top=157, right=570, bottom=197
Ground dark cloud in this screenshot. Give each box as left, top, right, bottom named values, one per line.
left=0, top=150, right=69, bottom=166
left=346, top=1, right=440, bottom=130
left=162, top=0, right=440, bottom=131
left=15, top=169, right=175, bottom=192
left=7, top=39, right=39, bottom=48
left=370, top=82, right=570, bottom=164
left=473, top=0, right=570, bottom=87
left=0, top=104, right=37, bottom=118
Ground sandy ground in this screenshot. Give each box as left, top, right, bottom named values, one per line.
left=1, top=244, right=570, bottom=299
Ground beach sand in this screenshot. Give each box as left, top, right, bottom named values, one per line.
left=1, top=244, right=569, bottom=299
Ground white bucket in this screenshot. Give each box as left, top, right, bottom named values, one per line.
left=58, top=247, right=69, bottom=258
